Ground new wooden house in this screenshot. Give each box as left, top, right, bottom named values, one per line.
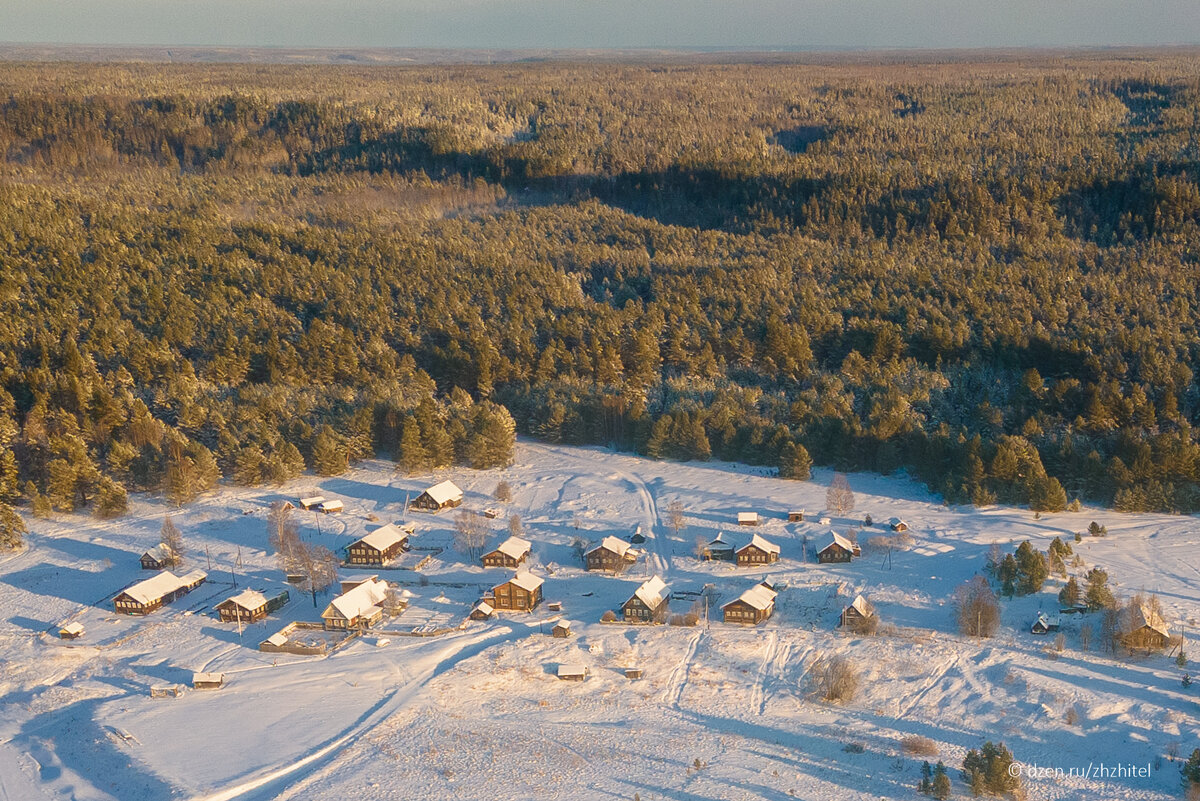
left=140, top=544, right=176, bottom=570
left=217, top=589, right=290, bottom=623
left=840, top=595, right=876, bottom=629
left=321, top=577, right=389, bottom=630
left=722, top=584, right=777, bottom=625
left=623, top=576, right=670, bottom=623
left=817, top=532, right=856, bottom=563
left=492, top=572, right=544, bottom=611
left=482, top=536, right=531, bottom=568
left=411, top=480, right=464, bottom=512
left=113, top=570, right=207, bottom=615
left=585, top=536, right=636, bottom=572
left=347, top=523, right=412, bottom=566
left=736, top=534, right=780, bottom=566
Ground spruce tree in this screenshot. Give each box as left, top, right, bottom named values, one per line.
left=46, top=458, right=78, bottom=512
left=997, top=553, right=1018, bottom=598
left=233, top=445, right=265, bottom=486
left=397, top=418, right=429, bottom=474
left=0, top=448, right=19, bottom=503
left=1014, top=541, right=1048, bottom=595
left=1058, top=576, right=1081, bottom=608
left=779, top=441, right=813, bottom=480
left=311, top=426, right=348, bottom=476
left=94, top=477, right=128, bottom=519
left=931, top=762, right=951, bottom=800
left=1084, top=567, right=1115, bottom=610
left=0, top=502, right=26, bottom=550
left=468, top=404, right=515, bottom=469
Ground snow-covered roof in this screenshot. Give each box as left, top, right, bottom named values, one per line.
left=738, top=533, right=780, bottom=555
left=180, top=570, right=208, bottom=586
left=847, top=594, right=874, bottom=617
left=632, top=576, right=670, bottom=609
left=473, top=601, right=494, bottom=615
left=889, top=517, right=906, bottom=526
left=299, top=496, right=325, bottom=507
left=59, top=621, right=84, bottom=635
left=193, top=672, right=224, bottom=684
left=588, top=535, right=631, bottom=558
left=507, top=572, right=544, bottom=593
left=553, top=619, right=574, bottom=631
left=493, top=536, right=531, bottom=560
left=264, top=632, right=289, bottom=647
left=323, top=578, right=389, bottom=622
left=357, top=523, right=409, bottom=552
left=737, top=512, right=759, bottom=523
left=141, top=543, right=174, bottom=562
left=220, top=589, right=267, bottom=611
left=708, top=531, right=733, bottom=547
left=319, top=499, right=344, bottom=511
left=423, top=480, right=464, bottom=505
left=727, top=584, right=777, bottom=611
left=118, top=571, right=191, bottom=605
left=819, top=532, right=856, bottom=553
left=1128, top=604, right=1170, bottom=637
left=557, top=664, right=587, bottom=678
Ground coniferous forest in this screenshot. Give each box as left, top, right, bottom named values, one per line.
left=2, top=52, right=1200, bottom=523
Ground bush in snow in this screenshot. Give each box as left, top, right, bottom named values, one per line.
left=954, top=576, right=1000, bottom=638
left=811, top=654, right=859, bottom=703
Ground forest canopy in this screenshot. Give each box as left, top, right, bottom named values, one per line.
left=1, top=53, right=1200, bottom=518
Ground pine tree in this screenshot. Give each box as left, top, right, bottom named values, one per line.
left=189, top=443, right=222, bottom=492
left=1014, top=541, right=1048, bottom=595
left=1058, top=576, right=1081, bottom=608
left=397, top=418, right=429, bottom=474
left=1085, top=567, right=1116, bottom=610
left=645, top=416, right=671, bottom=460
left=1177, top=648, right=1188, bottom=668
left=778, top=441, right=813, bottom=480
left=931, top=762, right=951, bottom=800
left=0, top=502, right=26, bottom=550
left=1088, top=520, right=1106, bottom=537
left=26, top=480, right=52, bottom=518
left=94, top=477, right=128, bottom=519
left=165, top=447, right=198, bottom=507
left=997, top=553, right=1018, bottom=597
left=468, top=404, right=515, bottom=469
left=918, top=761, right=933, bottom=795
left=0, top=448, right=19, bottom=503
left=46, top=458, right=78, bottom=512
left=311, top=426, right=349, bottom=476
left=233, top=445, right=265, bottom=486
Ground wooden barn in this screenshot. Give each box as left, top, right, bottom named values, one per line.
left=482, top=536, right=531, bottom=568
left=840, top=595, right=876, bottom=629
left=140, top=544, right=176, bottom=570
left=58, top=621, right=84, bottom=640
left=889, top=518, right=909, bottom=532
left=1120, top=604, right=1171, bottom=650
left=701, top=532, right=735, bottom=561
left=348, top=523, right=412, bottom=566
left=492, top=572, right=544, bottom=611
left=318, top=499, right=343, bottom=514
left=722, top=584, right=777, bottom=625
left=735, top=534, right=780, bottom=566
left=113, top=570, right=207, bottom=615
left=623, top=576, right=670, bottom=623
left=552, top=619, right=574, bottom=638
left=585, top=536, right=636, bottom=572
left=788, top=510, right=805, bottom=522
left=217, top=589, right=289, bottom=623
left=1031, top=612, right=1061, bottom=635
left=192, top=672, right=225, bottom=690
left=470, top=600, right=494, bottom=620
left=737, top=511, right=759, bottom=527
left=410, top=480, right=464, bottom=512
left=321, top=577, right=389, bottom=630
left=817, top=532, right=857, bottom=563
left=557, top=664, right=588, bottom=682
left=299, top=496, right=325, bottom=511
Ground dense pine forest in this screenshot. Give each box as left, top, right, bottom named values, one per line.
left=1, top=52, right=1200, bottom=529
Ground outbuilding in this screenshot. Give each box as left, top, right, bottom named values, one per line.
left=735, top=534, right=780, bottom=566
left=411, top=480, right=464, bottom=512
left=299, top=496, right=326, bottom=511
left=318, top=499, right=344, bottom=514
left=482, top=536, right=532, bottom=568
left=492, top=572, right=544, bottom=611
left=737, top=512, right=759, bottom=527
left=701, top=532, right=735, bottom=561
left=552, top=619, right=574, bottom=638
left=470, top=601, right=495, bottom=620
left=192, top=672, right=225, bottom=690
left=889, top=518, right=909, bottom=532
left=840, top=595, right=876, bottom=629
left=788, top=510, right=805, bottom=522
left=557, top=664, right=588, bottom=681
left=1031, top=612, right=1061, bottom=635
left=58, top=621, right=84, bottom=640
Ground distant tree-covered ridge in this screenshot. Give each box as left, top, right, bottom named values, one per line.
left=1, top=56, right=1200, bottom=516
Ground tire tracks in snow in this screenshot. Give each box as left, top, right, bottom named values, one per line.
left=750, top=631, right=778, bottom=715
left=662, top=629, right=702, bottom=708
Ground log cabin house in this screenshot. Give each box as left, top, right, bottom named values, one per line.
left=735, top=534, right=780, bottom=566
left=192, top=672, right=225, bottom=690
left=321, top=577, right=389, bottom=630
left=58, top=622, right=84, bottom=640
left=347, top=523, right=412, bottom=566
left=113, top=570, right=207, bottom=615
left=700, top=532, right=735, bottom=561
left=482, top=535, right=531, bottom=568
left=492, top=572, right=544, bottom=611
left=217, top=589, right=289, bottom=623
left=299, top=496, right=325, bottom=511
left=840, top=595, right=876, bottom=629
left=470, top=600, right=494, bottom=620
left=722, top=583, right=777, bottom=625
left=1120, top=604, right=1171, bottom=650
left=1030, top=612, right=1061, bottom=635
left=140, top=544, right=176, bottom=570
left=623, top=576, right=670, bottom=623
left=817, top=532, right=857, bottom=563
left=585, top=536, right=636, bottom=572
left=410, top=480, right=464, bottom=512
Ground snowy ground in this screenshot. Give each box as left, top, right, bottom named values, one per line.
left=1, top=441, right=1198, bottom=801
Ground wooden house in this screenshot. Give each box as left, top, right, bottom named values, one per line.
left=1120, top=604, right=1171, bottom=650
left=737, top=511, right=759, bottom=527
left=140, top=544, right=176, bottom=570
left=557, top=664, right=588, bottom=682
left=482, top=536, right=531, bottom=568
left=736, top=534, right=780, bottom=566
left=58, top=622, right=84, bottom=640
left=1031, top=612, right=1061, bottom=635
left=217, top=589, right=289, bottom=624
left=701, top=532, right=735, bottom=561
left=585, top=536, right=636, bottom=572
left=492, top=572, right=544, bottom=611
left=623, top=576, right=670, bottom=623
left=629, top=525, right=646, bottom=544
left=113, top=570, right=207, bottom=615
left=192, top=672, right=225, bottom=690
left=340, top=574, right=379, bottom=594
left=552, top=619, right=574, bottom=638
left=817, top=532, right=856, bottom=564
left=470, top=600, right=494, bottom=620
left=348, top=523, right=411, bottom=566
left=840, top=595, right=876, bottom=629
left=889, top=518, right=909, bottom=532
left=411, top=480, right=464, bottom=512
left=788, top=510, right=805, bottom=522
left=299, top=496, right=326, bottom=511
left=319, top=499, right=343, bottom=514
left=321, top=577, right=389, bottom=630
left=722, top=584, right=777, bottom=625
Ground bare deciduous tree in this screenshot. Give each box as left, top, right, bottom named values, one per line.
left=826, top=473, right=856, bottom=516
left=810, top=654, right=860, bottom=702
left=667, top=499, right=685, bottom=536
left=494, top=480, right=512, bottom=502
left=160, top=515, right=184, bottom=566
left=507, top=512, right=523, bottom=538
left=1079, top=623, right=1093, bottom=651
left=954, top=575, right=1000, bottom=638
left=454, top=510, right=488, bottom=559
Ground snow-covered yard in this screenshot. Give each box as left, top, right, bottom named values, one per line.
left=1, top=441, right=1197, bottom=800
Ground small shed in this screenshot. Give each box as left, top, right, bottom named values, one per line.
left=889, top=518, right=909, bottom=532
left=140, top=544, right=175, bottom=570
left=193, top=672, right=226, bottom=690
left=788, top=510, right=805, bottom=522
left=411, top=480, right=464, bottom=512
left=624, top=667, right=643, bottom=680
left=629, top=525, right=646, bottom=545
left=737, top=512, right=759, bottom=527
left=482, top=508, right=502, bottom=519
left=58, top=621, right=84, bottom=640
left=818, top=517, right=831, bottom=526
left=470, top=601, right=494, bottom=620
left=319, top=499, right=344, bottom=514
left=557, top=664, right=588, bottom=682
left=299, top=496, right=326, bottom=511
left=552, top=620, right=574, bottom=638
left=736, top=534, right=780, bottom=566
left=1031, top=612, right=1061, bottom=635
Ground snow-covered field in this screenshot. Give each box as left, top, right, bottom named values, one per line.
left=1, top=441, right=1197, bottom=800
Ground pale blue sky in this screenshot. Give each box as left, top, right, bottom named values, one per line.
left=3, top=1, right=1198, bottom=49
